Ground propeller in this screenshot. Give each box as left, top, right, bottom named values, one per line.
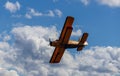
left=48, top=38, right=52, bottom=46
left=49, top=38, right=52, bottom=42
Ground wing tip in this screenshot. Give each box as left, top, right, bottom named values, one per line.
left=49, top=59, right=60, bottom=63
left=67, top=16, right=74, bottom=20
left=83, top=32, right=89, bottom=36
left=49, top=61, right=60, bottom=63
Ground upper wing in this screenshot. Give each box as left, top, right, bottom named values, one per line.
left=77, top=33, right=88, bottom=51
left=59, top=16, right=74, bottom=42
left=50, top=27, right=73, bottom=63
left=49, top=16, right=74, bottom=63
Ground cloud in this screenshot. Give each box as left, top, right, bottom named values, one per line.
left=0, top=32, right=11, bottom=42
left=54, top=0, right=90, bottom=6
left=54, top=9, right=62, bottom=18
left=11, top=14, right=22, bottom=18
left=45, top=10, right=55, bottom=17
left=97, top=0, right=120, bottom=7
left=0, top=68, right=19, bottom=76
left=55, top=0, right=120, bottom=8
left=25, top=8, right=43, bottom=19
left=4, top=1, right=20, bottom=13
left=53, top=0, right=59, bottom=3
left=25, top=8, right=62, bottom=19
left=72, top=29, right=82, bottom=37
left=45, top=9, right=62, bottom=17
left=0, top=25, right=120, bottom=76
left=80, top=0, right=90, bottom=6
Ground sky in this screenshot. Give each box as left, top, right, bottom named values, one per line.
left=0, top=0, right=120, bottom=76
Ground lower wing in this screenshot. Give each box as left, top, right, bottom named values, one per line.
left=49, top=47, right=65, bottom=63
left=50, top=27, right=73, bottom=63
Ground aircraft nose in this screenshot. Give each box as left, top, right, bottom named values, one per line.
left=50, top=42, right=52, bottom=46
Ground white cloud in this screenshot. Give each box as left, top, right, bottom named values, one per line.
left=0, top=42, right=10, bottom=51
left=25, top=13, right=32, bottom=19
left=59, top=0, right=90, bottom=6
left=45, top=10, right=55, bottom=17
left=11, top=14, right=22, bottom=18
left=80, top=0, right=90, bottom=5
left=0, top=68, right=19, bottom=76
left=60, top=0, right=120, bottom=8
left=97, top=0, right=120, bottom=7
left=0, top=32, right=11, bottom=42
left=25, top=8, right=43, bottom=19
left=25, top=8, right=63, bottom=19
left=72, top=29, right=82, bottom=37
left=53, top=0, right=59, bottom=3
left=3, top=35, right=11, bottom=42
left=0, top=25, right=120, bottom=76
left=80, top=0, right=120, bottom=7
left=54, top=9, right=62, bottom=18
left=4, top=1, right=20, bottom=13
left=45, top=9, right=62, bottom=17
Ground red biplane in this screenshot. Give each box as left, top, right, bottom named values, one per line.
left=49, top=16, right=88, bottom=63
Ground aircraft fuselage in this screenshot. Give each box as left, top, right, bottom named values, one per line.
left=50, top=40, right=86, bottom=48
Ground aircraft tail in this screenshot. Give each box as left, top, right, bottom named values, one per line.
left=77, top=33, right=88, bottom=51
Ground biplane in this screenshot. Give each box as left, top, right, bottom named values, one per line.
left=49, top=16, right=88, bottom=63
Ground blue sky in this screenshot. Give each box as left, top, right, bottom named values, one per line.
left=1, top=0, right=120, bottom=47
left=1, top=0, right=120, bottom=76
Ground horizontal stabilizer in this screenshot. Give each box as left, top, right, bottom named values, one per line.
left=77, top=33, right=88, bottom=51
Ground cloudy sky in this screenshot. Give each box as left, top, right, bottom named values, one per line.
left=0, top=0, right=120, bottom=76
